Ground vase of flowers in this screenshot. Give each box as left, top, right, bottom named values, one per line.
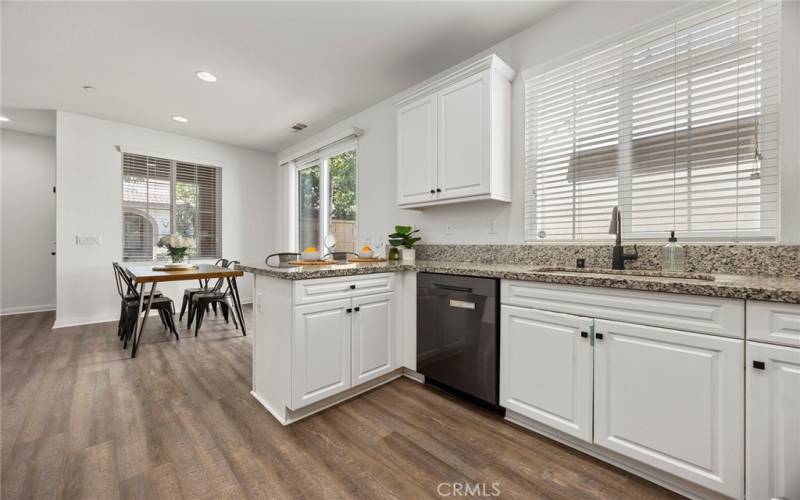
left=157, top=234, right=196, bottom=264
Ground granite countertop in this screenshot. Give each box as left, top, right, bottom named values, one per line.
left=238, top=260, right=800, bottom=304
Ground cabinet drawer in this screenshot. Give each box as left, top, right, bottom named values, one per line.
left=746, top=300, right=800, bottom=347
left=501, top=280, right=744, bottom=338
left=293, top=273, right=395, bottom=306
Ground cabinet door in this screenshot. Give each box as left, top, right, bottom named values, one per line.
left=593, top=319, right=743, bottom=498
left=352, top=292, right=395, bottom=385
left=397, top=95, right=437, bottom=205
left=437, top=71, right=489, bottom=200
left=291, top=299, right=352, bottom=409
left=747, top=341, right=800, bottom=500
left=500, top=305, right=593, bottom=442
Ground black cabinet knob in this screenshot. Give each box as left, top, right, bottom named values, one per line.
left=354, top=307, right=360, bottom=312
left=580, top=331, right=588, bottom=338
left=349, top=284, right=356, bottom=289
left=595, top=333, right=604, bottom=340
left=436, top=188, right=441, bottom=193
left=753, top=360, right=766, bottom=370
left=430, top=189, right=435, bottom=194
left=346, top=308, right=353, bottom=313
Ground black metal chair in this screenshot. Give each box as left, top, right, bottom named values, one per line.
left=113, top=262, right=179, bottom=349
left=265, top=252, right=300, bottom=268
left=188, top=260, right=244, bottom=337
left=179, top=258, right=228, bottom=324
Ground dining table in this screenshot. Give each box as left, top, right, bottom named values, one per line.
left=126, top=264, right=246, bottom=357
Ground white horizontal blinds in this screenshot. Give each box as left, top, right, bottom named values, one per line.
left=525, top=0, right=780, bottom=242
left=121, top=153, right=222, bottom=260
left=122, top=153, right=172, bottom=260
left=175, top=162, right=222, bottom=258
left=525, top=42, right=624, bottom=241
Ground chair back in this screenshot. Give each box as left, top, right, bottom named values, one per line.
left=265, top=253, right=300, bottom=268
left=112, top=262, right=138, bottom=298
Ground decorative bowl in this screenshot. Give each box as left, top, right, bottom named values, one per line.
left=301, top=251, right=321, bottom=261
left=358, top=247, right=374, bottom=258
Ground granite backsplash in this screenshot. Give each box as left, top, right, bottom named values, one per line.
left=415, top=244, right=800, bottom=278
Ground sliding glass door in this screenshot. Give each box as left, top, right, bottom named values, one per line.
left=295, top=141, right=357, bottom=253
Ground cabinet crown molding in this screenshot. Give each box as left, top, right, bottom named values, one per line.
left=393, top=54, right=516, bottom=108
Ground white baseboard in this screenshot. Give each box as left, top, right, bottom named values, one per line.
left=52, top=314, right=119, bottom=329
left=0, top=304, right=56, bottom=316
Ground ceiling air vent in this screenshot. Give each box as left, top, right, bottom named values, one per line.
left=290, top=123, right=308, bottom=132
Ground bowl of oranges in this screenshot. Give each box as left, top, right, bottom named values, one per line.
left=301, top=246, right=321, bottom=261
left=358, top=245, right=374, bottom=259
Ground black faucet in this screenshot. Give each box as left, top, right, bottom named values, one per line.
left=608, top=206, right=638, bottom=270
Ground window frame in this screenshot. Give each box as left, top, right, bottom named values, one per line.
left=293, top=139, right=358, bottom=252
left=121, top=153, right=223, bottom=261
left=523, top=0, right=781, bottom=243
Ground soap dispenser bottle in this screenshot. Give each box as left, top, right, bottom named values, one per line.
left=661, top=231, right=685, bottom=272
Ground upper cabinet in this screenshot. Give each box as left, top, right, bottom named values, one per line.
left=395, top=54, right=515, bottom=208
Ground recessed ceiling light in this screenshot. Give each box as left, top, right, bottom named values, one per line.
left=0, top=116, right=9, bottom=122
left=171, top=115, right=189, bottom=123
left=195, top=71, right=217, bottom=82
left=83, top=85, right=96, bottom=91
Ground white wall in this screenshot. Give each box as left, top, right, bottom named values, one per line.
left=1, top=130, right=57, bottom=314
left=277, top=1, right=800, bottom=248
left=55, top=112, right=277, bottom=328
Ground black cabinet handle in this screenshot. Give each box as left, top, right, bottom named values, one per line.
left=349, top=284, right=356, bottom=289
left=580, top=331, right=588, bottom=338
left=595, top=333, right=604, bottom=340
left=753, top=360, right=765, bottom=370
left=346, top=308, right=352, bottom=313
left=354, top=307, right=360, bottom=312
left=436, top=188, right=441, bottom=193
left=430, top=189, right=435, bottom=194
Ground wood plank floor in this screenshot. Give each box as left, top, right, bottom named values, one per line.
left=1, top=308, right=680, bottom=500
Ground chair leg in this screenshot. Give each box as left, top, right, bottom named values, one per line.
left=195, top=304, right=205, bottom=337
left=179, top=294, right=188, bottom=321
left=166, top=308, right=179, bottom=341
left=212, top=302, right=218, bottom=317
left=226, top=301, right=239, bottom=330
left=220, top=302, right=229, bottom=323
left=157, top=308, right=168, bottom=329
left=187, top=300, right=195, bottom=328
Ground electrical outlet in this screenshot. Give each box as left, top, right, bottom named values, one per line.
left=75, top=234, right=102, bottom=246
left=256, top=292, right=264, bottom=313
left=445, top=224, right=454, bottom=236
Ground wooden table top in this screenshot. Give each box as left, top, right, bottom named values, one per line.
left=127, top=264, right=244, bottom=284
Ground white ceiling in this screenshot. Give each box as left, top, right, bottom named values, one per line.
left=1, top=1, right=562, bottom=153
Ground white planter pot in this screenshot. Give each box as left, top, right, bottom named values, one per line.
left=400, top=247, right=416, bottom=263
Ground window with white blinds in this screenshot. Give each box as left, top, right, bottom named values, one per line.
left=122, top=152, right=222, bottom=260
left=524, top=0, right=780, bottom=242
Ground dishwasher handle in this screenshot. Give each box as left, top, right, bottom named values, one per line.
left=432, top=283, right=473, bottom=293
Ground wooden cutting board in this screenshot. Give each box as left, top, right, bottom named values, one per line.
left=347, top=257, right=387, bottom=263
left=287, top=260, right=336, bottom=266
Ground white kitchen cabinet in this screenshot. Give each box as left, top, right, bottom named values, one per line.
left=746, top=300, right=800, bottom=348
left=746, top=341, right=800, bottom=500
left=500, top=305, right=594, bottom=442
left=593, top=319, right=744, bottom=499
left=397, top=95, right=438, bottom=206
left=291, top=298, right=353, bottom=410
left=352, top=292, right=396, bottom=385
left=395, top=54, right=514, bottom=208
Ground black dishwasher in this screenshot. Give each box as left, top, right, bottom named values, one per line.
left=417, top=273, right=499, bottom=406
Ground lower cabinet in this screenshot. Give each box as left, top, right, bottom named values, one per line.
left=499, top=303, right=745, bottom=498
left=352, top=292, right=395, bottom=385
left=594, top=319, right=744, bottom=499
left=499, top=305, right=593, bottom=442
left=291, top=292, right=395, bottom=410
left=291, top=298, right=353, bottom=409
left=746, top=341, right=800, bottom=500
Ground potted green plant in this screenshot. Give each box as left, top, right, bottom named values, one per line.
left=388, top=225, right=421, bottom=263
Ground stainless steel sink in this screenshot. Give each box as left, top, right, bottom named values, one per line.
left=530, top=267, right=716, bottom=282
